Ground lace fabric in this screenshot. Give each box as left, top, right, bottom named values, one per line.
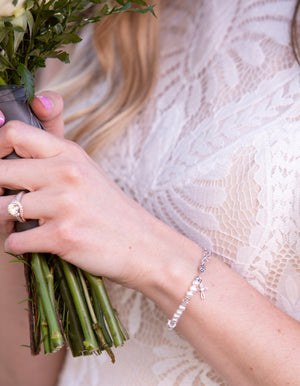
left=58, top=0, right=300, bottom=384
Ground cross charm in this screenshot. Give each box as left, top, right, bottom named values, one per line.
left=198, top=282, right=208, bottom=300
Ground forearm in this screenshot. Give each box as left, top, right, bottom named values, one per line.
left=141, top=220, right=300, bottom=385
left=0, top=234, right=65, bottom=386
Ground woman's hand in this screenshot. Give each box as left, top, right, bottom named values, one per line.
left=0, top=95, right=168, bottom=291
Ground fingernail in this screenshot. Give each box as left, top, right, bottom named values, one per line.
left=0, top=111, right=5, bottom=125
left=36, top=95, right=52, bottom=110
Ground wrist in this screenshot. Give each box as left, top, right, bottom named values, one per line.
left=136, top=216, right=206, bottom=320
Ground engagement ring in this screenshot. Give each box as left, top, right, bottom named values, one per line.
left=8, top=191, right=26, bottom=223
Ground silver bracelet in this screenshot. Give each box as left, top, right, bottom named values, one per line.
left=167, top=248, right=212, bottom=329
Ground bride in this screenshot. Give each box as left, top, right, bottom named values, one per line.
left=0, top=1, right=299, bottom=385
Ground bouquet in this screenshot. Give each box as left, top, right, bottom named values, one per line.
left=0, top=0, right=154, bottom=359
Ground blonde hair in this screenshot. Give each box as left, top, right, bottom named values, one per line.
left=57, top=4, right=160, bottom=156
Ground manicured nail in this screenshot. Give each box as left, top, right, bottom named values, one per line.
left=0, top=111, right=5, bottom=126
left=36, top=95, right=52, bottom=110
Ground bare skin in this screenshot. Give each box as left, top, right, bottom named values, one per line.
left=0, top=92, right=299, bottom=385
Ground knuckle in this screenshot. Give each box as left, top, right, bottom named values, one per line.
left=55, top=221, right=77, bottom=246
left=3, top=121, right=26, bottom=147
left=60, top=158, right=83, bottom=186
left=4, top=121, right=18, bottom=141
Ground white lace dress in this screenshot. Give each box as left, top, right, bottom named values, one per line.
left=57, top=0, right=300, bottom=384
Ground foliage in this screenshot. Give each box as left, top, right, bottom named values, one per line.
left=0, top=0, right=155, bottom=101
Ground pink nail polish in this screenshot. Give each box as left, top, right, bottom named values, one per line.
left=36, top=95, right=52, bottom=110
left=0, top=112, right=5, bottom=125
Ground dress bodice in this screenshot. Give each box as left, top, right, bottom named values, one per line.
left=57, top=1, right=300, bottom=384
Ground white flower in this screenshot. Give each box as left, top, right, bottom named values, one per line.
left=0, top=0, right=26, bottom=18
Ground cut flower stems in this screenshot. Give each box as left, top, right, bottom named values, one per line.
left=0, top=1, right=155, bottom=359
left=12, top=252, right=126, bottom=358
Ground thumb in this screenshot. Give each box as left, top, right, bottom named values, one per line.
left=31, top=90, right=65, bottom=138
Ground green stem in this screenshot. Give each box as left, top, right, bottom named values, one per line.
left=22, top=253, right=40, bottom=355
left=31, top=253, right=64, bottom=351
left=54, top=258, right=86, bottom=357
left=40, top=256, right=55, bottom=308
left=113, top=309, right=130, bottom=342
left=84, top=272, right=125, bottom=347
left=59, top=260, right=99, bottom=353
left=37, top=296, right=51, bottom=354
left=77, top=269, right=115, bottom=362
left=90, top=286, right=113, bottom=347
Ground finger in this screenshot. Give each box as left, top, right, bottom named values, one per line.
left=4, top=222, right=61, bottom=256
left=31, top=91, right=64, bottom=138
left=0, top=191, right=46, bottom=223
left=8, top=189, right=61, bottom=221
left=0, top=190, right=57, bottom=236
left=0, top=157, right=63, bottom=192
left=0, top=120, right=66, bottom=159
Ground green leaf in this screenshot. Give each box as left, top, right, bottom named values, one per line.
left=129, top=6, right=156, bottom=16
left=6, top=29, right=15, bottom=61
left=25, top=10, right=34, bottom=37
left=26, top=0, right=35, bottom=10
left=28, top=48, right=41, bottom=57
left=18, top=298, right=33, bottom=304
left=0, top=54, right=13, bottom=70
left=59, top=33, right=82, bottom=44
left=0, top=62, right=9, bottom=72
left=48, top=51, right=70, bottom=63
left=17, top=63, right=35, bottom=102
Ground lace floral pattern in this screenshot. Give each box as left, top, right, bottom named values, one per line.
left=58, top=0, right=300, bottom=384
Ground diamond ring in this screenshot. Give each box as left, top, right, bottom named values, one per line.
left=8, top=191, right=26, bottom=223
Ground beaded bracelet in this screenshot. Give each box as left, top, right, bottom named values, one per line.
left=167, top=248, right=212, bottom=329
